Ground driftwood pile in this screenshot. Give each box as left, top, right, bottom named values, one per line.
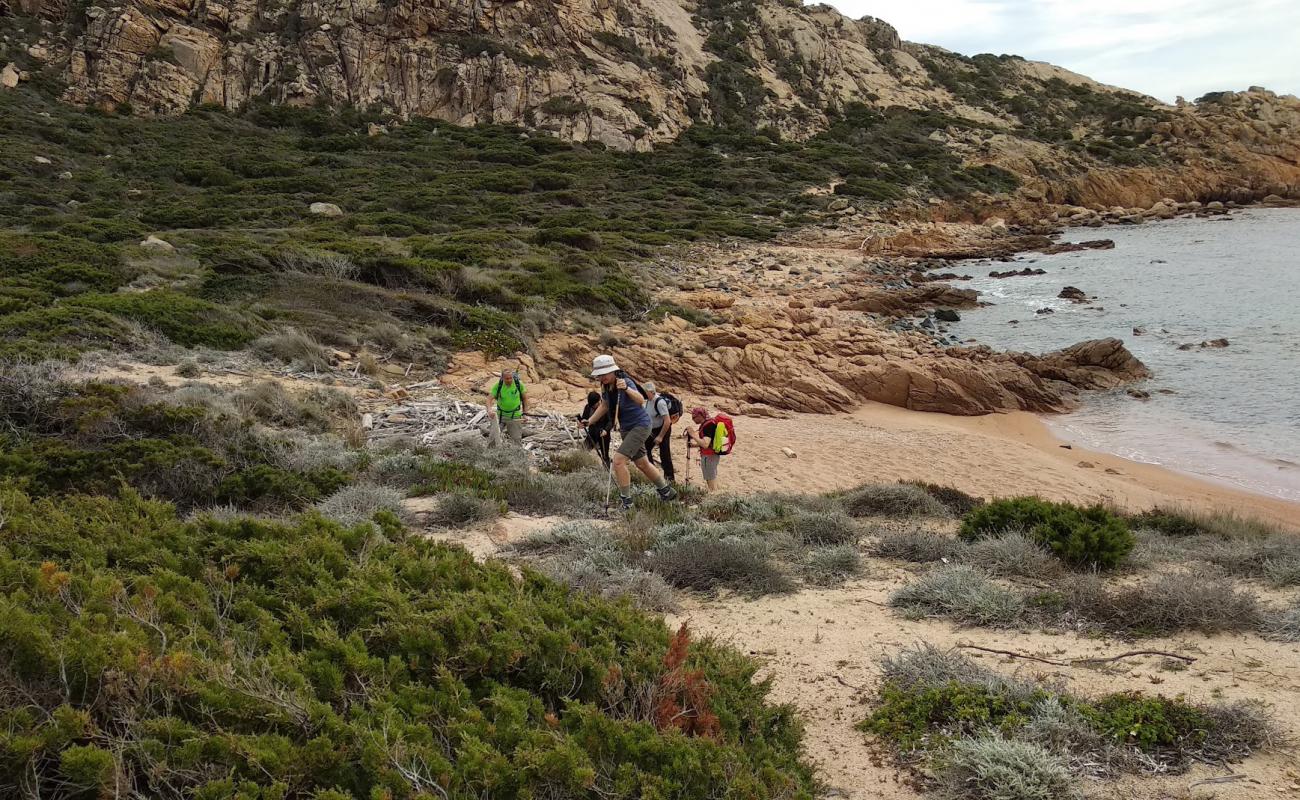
left=362, top=386, right=583, bottom=455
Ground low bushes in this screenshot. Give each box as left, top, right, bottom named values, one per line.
left=870, top=526, right=963, bottom=562
left=861, top=645, right=1275, bottom=784
left=314, top=482, right=409, bottom=526
left=70, top=290, right=260, bottom=349
left=890, top=565, right=1024, bottom=627
left=964, top=531, right=1061, bottom=578
left=840, top=482, right=949, bottom=518
left=893, top=565, right=1263, bottom=637
left=960, top=497, right=1134, bottom=570
left=935, top=737, right=1078, bottom=800
left=0, top=487, right=816, bottom=797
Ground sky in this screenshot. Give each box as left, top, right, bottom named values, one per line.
left=814, top=0, right=1300, bottom=103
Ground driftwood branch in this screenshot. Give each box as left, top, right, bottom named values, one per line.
left=955, top=644, right=1197, bottom=668
left=833, top=675, right=867, bottom=692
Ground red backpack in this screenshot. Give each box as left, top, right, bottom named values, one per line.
left=702, top=413, right=737, bottom=456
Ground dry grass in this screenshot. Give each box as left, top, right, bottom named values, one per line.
left=890, top=565, right=1024, bottom=627
left=870, top=526, right=963, bottom=562
left=315, top=484, right=409, bottom=527
left=840, top=483, right=949, bottom=518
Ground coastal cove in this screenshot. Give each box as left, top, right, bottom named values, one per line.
left=947, top=208, right=1300, bottom=503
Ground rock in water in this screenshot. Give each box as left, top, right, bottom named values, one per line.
left=1057, top=286, right=1088, bottom=302
left=934, top=308, right=961, bottom=322
left=309, top=202, right=344, bottom=217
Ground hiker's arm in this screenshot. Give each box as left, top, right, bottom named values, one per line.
left=656, top=415, right=672, bottom=443
left=584, top=399, right=607, bottom=427
left=520, top=384, right=528, bottom=415
left=622, top=385, right=645, bottom=405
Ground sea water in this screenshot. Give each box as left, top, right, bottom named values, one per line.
left=945, top=208, right=1300, bottom=502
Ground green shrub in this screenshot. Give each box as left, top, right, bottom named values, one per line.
left=1083, top=693, right=1212, bottom=752
left=1129, top=507, right=1203, bottom=537
left=409, top=459, right=505, bottom=499
left=70, top=290, right=258, bottom=349
left=862, top=645, right=1275, bottom=776
left=0, top=487, right=816, bottom=797
left=960, top=497, right=1134, bottom=570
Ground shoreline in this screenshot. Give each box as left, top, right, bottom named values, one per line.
left=728, top=401, right=1300, bottom=531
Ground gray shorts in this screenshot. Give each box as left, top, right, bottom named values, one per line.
left=701, top=454, right=720, bottom=481
left=616, top=425, right=652, bottom=461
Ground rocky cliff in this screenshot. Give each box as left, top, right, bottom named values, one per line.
left=2, top=0, right=1298, bottom=200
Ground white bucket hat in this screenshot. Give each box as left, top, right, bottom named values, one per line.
left=590, top=354, right=619, bottom=377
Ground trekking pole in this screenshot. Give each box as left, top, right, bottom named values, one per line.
left=602, top=430, right=614, bottom=514
left=683, top=429, right=692, bottom=490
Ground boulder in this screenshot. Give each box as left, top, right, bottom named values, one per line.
left=826, top=198, right=850, bottom=212
left=33, top=156, right=52, bottom=165
left=1263, top=194, right=1286, bottom=203
left=309, top=202, right=344, bottom=217
left=1057, top=286, right=1088, bottom=302
left=687, top=292, right=735, bottom=310
left=1039, top=239, right=1114, bottom=255
left=0, top=63, right=20, bottom=89
left=139, top=235, right=176, bottom=252
left=934, top=308, right=961, bottom=322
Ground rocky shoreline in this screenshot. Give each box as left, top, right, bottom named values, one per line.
left=444, top=219, right=1157, bottom=418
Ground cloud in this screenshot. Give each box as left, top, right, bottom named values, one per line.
left=812, top=0, right=1300, bottom=102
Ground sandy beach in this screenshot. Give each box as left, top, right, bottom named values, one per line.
left=727, top=401, right=1300, bottom=530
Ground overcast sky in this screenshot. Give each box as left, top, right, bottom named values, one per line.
left=814, top=0, right=1300, bottom=103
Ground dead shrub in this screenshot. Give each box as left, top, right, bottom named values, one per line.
left=870, top=527, right=963, bottom=562
left=251, top=329, right=331, bottom=371
left=890, top=565, right=1024, bottom=627
left=315, top=483, right=409, bottom=527
left=964, top=531, right=1061, bottom=578
left=429, top=491, right=502, bottom=528
left=804, top=544, right=863, bottom=586
left=840, top=483, right=948, bottom=518
left=649, top=537, right=793, bottom=596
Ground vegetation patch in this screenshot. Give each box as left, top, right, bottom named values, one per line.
left=861, top=645, right=1275, bottom=788
left=960, top=497, right=1134, bottom=570
left=0, top=486, right=815, bottom=797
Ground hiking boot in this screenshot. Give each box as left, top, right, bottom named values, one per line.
left=620, top=495, right=635, bottom=510
left=657, top=484, right=678, bottom=502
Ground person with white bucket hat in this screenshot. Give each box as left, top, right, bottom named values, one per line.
left=579, top=354, right=677, bottom=510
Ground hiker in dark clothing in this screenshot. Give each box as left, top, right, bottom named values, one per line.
left=578, top=390, right=611, bottom=467
left=642, top=381, right=674, bottom=482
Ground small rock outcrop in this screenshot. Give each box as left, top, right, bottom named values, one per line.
left=309, top=202, right=344, bottom=217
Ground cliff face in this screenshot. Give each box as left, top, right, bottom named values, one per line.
left=0, top=0, right=1159, bottom=145
left=3, top=0, right=1298, bottom=200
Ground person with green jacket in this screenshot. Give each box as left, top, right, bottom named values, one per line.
left=490, top=368, right=528, bottom=448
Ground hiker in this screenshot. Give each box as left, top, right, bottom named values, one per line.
left=642, top=381, right=675, bottom=482
left=687, top=406, right=735, bottom=492
left=579, top=354, right=677, bottom=509
left=488, top=368, right=527, bottom=448
left=578, top=390, right=611, bottom=467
